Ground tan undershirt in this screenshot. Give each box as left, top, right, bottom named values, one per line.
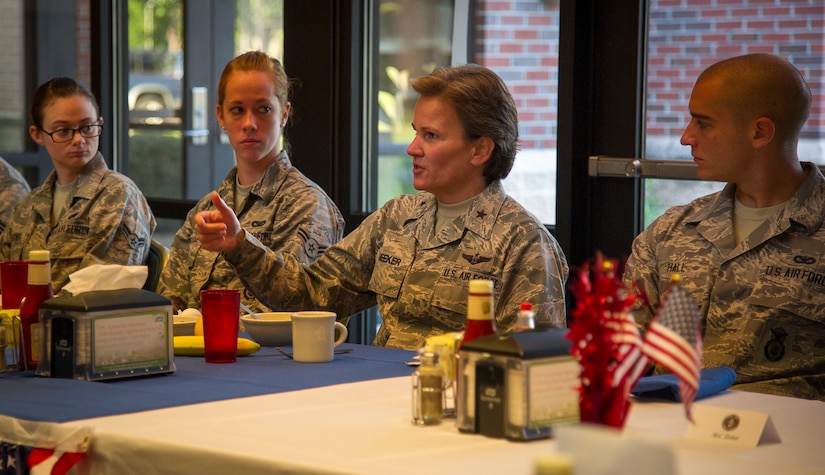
left=51, top=181, right=74, bottom=226
left=234, top=177, right=254, bottom=213
left=733, top=199, right=786, bottom=246
left=435, top=197, right=474, bottom=235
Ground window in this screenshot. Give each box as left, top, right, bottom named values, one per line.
left=0, top=0, right=26, bottom=154
left=124, top=0, right=285, bottom=247
left=126, top=0, right=184, bottom=201
left=375, top=0, right=455, bottom=208
left=476, top=1, right=560, bottom=225
left=125, top=0, right=185, bottom=248
left=356, top=0, right=562, bottom=342
left=373, top=0, right=561, bottom=225
left=643, top=0, right=825, bottom=226
left=0, top=0, right=95, bottom=185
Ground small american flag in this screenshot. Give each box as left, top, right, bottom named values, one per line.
left=606, top=310, right=648, bottom=392
left=0, top=442, right=28, bottom=475
left=0, top=417, right=90, bottom=475
left=642, top=279, right=702, bottom=421
left=0, top=442, right=86, bottom=475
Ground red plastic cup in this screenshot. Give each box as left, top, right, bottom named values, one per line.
left=1, top=261, right=29, bottom=310
left=200, top=289, right=241, bottom=363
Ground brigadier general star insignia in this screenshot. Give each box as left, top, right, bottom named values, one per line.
left=476, top=210, right=488, bottom=219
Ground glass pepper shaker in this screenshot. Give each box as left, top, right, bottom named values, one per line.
left=412, top=351, right=444, bottom=425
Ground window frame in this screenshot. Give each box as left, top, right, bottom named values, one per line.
left=12, top=0, right=656, bottom=330
left=555, top=0, right=647, bottom=267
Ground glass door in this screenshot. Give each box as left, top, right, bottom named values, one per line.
left=124, top=0, right=229, bottom=246
left=642, top=0, right=825, bottom=227
left=584, top=0, right=824, bottom=252
left=123, top=0, right=284, bottom=246
left=371, top=0, right=561, bottom=225
left=125, top=0, right=187, bottom=206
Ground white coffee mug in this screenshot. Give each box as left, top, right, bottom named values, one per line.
left=291, top=311, right=348, bottom=363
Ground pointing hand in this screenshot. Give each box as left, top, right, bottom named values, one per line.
left=195, top=191, right=244, bottom=252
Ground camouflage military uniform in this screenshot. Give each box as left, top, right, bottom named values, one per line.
left=225, top=180, right=569, bottom=350
left=159, top=151, right=344, bottom=313
left=0, top=157, right=31, bottom=234
left=624, top=162, right=825, bottom=401
left=0, top=153, right=156, bottom=293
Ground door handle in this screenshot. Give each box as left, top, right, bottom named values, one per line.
left=588, top=155, right=699, bottom=180
left=185, top=86, right=209, bottom=145
left=182, top=129, right=209, bottom=137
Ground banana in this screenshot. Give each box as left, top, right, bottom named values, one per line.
left=173, top=336, right=261, bottom=356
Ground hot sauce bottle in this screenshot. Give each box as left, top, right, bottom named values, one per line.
left=19, top=250, right=53, bottom=370
left=460, top=279, right=497, bottom=346
left=456, top=279, right=497, bottom=431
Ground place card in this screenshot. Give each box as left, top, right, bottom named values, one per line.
left=684, top=404, right=781, bottom=447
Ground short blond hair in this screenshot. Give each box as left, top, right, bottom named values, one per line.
left=698, top=53, right=811, bottom=143
left=411, top=64, right=519, bottom=183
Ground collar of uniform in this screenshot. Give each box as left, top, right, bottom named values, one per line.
left=409, top=180, right=505, bottom=239
left=463, top=180, right=506, bottom=239
left=686, top=162, right=825, bottom=235
left=220, top=151, right=291, bottom=206
left=781, top=162, right=825, bottom=235
left=215, top=169, right=237, bottom=206
left=251, top=150, right=291, bottom=202
left=72, top=152, right=109, bottom=201
left=683, top=183, right=734, bottom=225
left=739, top=162, right=825, bottom=236
left=36, top=152, right=109, bottom=203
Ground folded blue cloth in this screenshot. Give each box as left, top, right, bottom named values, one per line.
left=631, top=366, right=737, bottom=401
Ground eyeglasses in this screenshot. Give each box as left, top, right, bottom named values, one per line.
left=40, top=124, right=103, bottom=143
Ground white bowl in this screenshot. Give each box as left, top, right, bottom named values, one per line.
left=173, top=314, right=199, bottom=336
left=241, top=312, right=292, bottom=346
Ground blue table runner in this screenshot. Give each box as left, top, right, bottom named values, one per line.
left=0, top=343, right=416, bottom=423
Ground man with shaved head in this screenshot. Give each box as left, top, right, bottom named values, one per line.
left=624, top=54, right=825, bottom=401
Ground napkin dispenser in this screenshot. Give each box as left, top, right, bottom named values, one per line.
left=456, top=329, right=580, bottom=441
left=35, top=289, right=175, bottom=381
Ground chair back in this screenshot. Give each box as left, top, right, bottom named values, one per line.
left=143, top=239, right=169, bottom=292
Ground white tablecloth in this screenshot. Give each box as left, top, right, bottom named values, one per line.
left=61, top=377, right=825, bottom=475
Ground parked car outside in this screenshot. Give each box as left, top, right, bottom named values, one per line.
left=128, top=49, right=182, bottom=127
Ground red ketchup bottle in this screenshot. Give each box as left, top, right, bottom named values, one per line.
left=460, top=279, right=497, bottom=346
left=19, top=250, right=53, bottom=370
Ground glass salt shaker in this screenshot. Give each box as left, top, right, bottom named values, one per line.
left=412, top=351, right=444, bottom=425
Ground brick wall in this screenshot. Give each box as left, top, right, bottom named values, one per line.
left=474, top=0, right=824, bottom=152
left=474, top=0, right=560, bottom=150
left=647, top=0, right=824, bottom=140
left=0, top=0, right=24, bottom=151
left=76, top=0, right=92, bottom=87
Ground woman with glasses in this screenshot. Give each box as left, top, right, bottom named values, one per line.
left=0, top=77, right=156, bottom=294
